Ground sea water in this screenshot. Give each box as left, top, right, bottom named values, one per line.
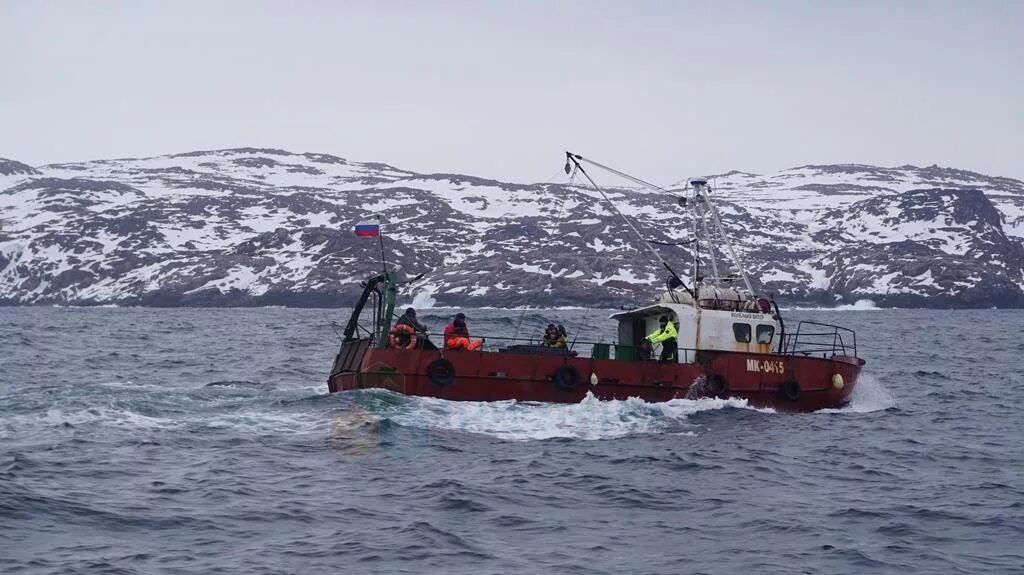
left=1, top=307, right=1021, bottom=574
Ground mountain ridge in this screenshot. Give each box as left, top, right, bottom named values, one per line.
left=2, top=148, right=1023, bottom=308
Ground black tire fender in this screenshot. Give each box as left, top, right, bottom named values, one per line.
left=553, top=365, right=581, bottom=392
left=708, top=374, right=729, bottom=397
left=426, top=358, right=456, bottom=388
left=780, top=379, right=801, bottom=402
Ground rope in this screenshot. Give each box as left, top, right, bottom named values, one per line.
left=572, top=162, right=674, bottom=272
left=699, top=185, right=754, bottom=293
left=511, top=166, right=575, bottom=344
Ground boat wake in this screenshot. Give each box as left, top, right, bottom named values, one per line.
left=4, top=374, right=895, bottom=447
left=384, top=391, right=768, bottom=441
left=349, top=372, right=895, bottom=442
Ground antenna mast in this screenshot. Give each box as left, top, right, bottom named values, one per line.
left=690, top=179, right=753, bottom=293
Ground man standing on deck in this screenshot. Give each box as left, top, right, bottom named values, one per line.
left=444, top=312, right=483, bottom=351
left=645, top=315, right=678, bottom=362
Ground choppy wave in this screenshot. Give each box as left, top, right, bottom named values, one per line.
left=2, top=306, right=1020, bottom=575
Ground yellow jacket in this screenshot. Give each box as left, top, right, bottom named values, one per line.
left=543, top=334, right=567, bottom=348
left=646, top=321, right=677, bottom=344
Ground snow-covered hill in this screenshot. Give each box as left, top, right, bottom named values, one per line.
left=1, top=148, right=1023, bottom=308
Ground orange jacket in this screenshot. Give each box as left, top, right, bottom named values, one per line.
left=444, top=321, right=469, bottom=340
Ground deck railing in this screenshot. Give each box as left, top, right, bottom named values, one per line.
left=779, top=321, right=857, bottom=358
left=413, top=334, right=700, bottom=363
left=357, top=323, right=856, bottom=362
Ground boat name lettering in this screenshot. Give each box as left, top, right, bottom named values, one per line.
left=746, top=359, right=785, bottom=374
left=730, top=312, right=764, bottom=320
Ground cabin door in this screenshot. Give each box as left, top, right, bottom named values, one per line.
left=632, top=319, right=650, bottom=360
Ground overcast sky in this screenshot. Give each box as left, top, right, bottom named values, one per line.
left=2, top=0, right=1021, bottom=184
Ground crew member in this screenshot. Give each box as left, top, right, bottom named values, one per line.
left=389, top=307, right=427, bottom=350
left=444, top=312, right=483, bottom=351
left=542, top=324, right=566, bottom=348
left=645, top=315, right=678, bottom=362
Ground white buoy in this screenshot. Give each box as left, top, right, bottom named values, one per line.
left=832, top=373, right=845, bottom=390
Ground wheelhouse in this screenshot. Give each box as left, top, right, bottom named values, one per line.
left=610, top=302, right=782, bottom=363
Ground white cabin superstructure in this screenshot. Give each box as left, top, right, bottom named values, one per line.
left=611, top=301, right=781, bottom=363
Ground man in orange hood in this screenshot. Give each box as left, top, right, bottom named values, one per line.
left=443, top=312, right=483, bottom=351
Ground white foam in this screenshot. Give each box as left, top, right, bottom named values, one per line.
left=784, top=299, right=884, bottom=311
left=409, top=283, right=439, bottom=309
left=819, top=372, right=896, bottom=413
left=834, top=299, right=880, bottom=311
left=21, top=407, right=178, bottom=432
left=201, top=411, right=324, bottom=434
left=388, top=391, right=765, bottom=441
left=0, top=389, right=337, bottom=438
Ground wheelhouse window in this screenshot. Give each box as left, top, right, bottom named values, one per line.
left=732, top=323, right=751, bottom=343
left=756, top=325, right=775, bottom=344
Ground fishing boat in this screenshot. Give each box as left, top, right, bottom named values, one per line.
left=327, top=153, right=865, bottom=412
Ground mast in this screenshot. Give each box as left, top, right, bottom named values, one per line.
left=563, top=152, right=755, bottom=301
left=692, top=179, right=754, bottom=293
left=338, top=271, right=398, bottom=348
left=377, top=271, right=397, bottom=348
left=377, top=214, right=388, bottom=276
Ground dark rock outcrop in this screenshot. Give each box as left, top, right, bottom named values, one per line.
left=0, top=159, right=39, bottom=176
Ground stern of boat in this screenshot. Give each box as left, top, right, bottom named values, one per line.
left=328, top=337, right=373, bottom=393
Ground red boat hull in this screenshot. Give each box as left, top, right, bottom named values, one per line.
left=328, top=345, right=864, bottom=412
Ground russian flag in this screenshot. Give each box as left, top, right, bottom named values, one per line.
left=353, top=220, right=381, bottom=237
